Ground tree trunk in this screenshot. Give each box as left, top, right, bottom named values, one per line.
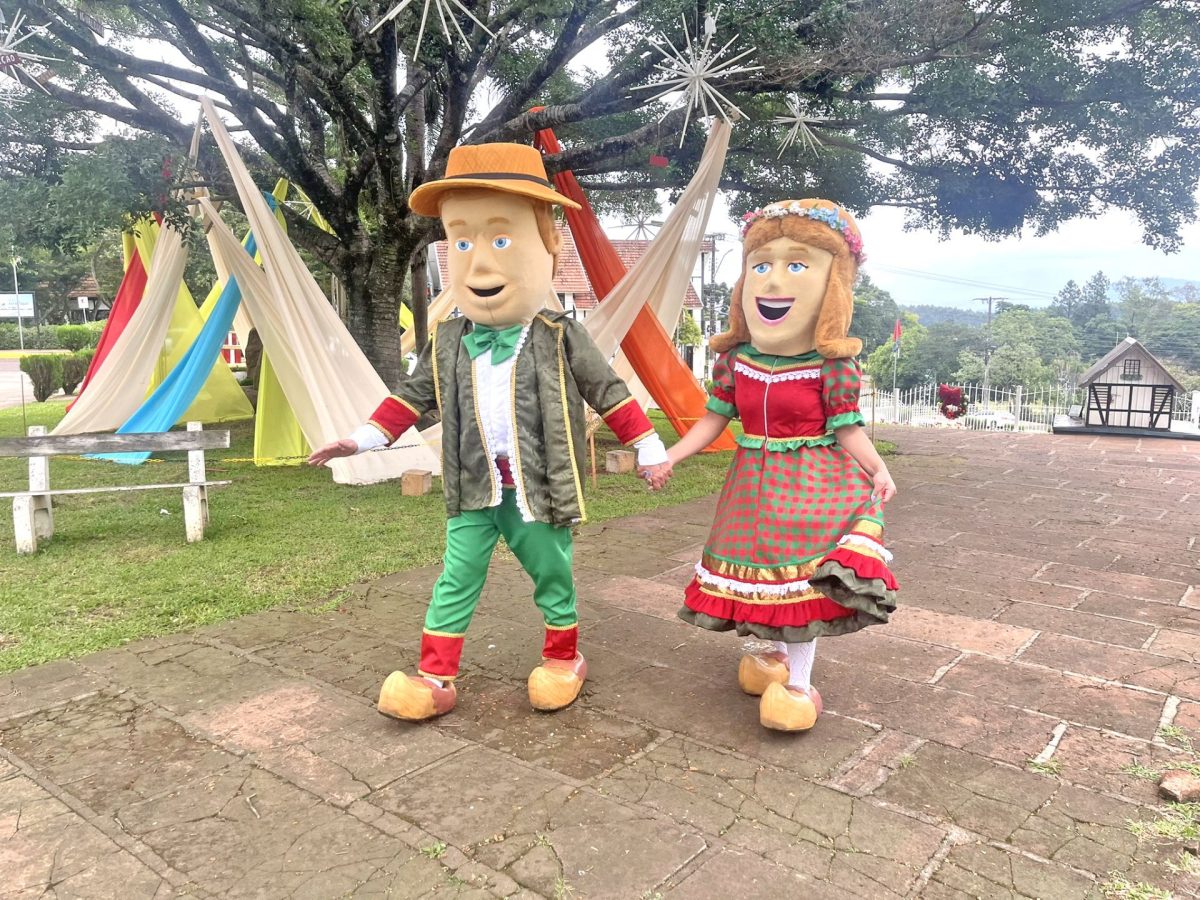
left=410, top=245, right=430, bottom=351
left=342, top=233, right=411, bottom=390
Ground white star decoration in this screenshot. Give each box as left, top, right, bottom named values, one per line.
left=371, top=0, right=495, bottom=60
left=0, top=9, right=57, bottom=100
left=774, top=98, right=826, bottom=158
left=633, top=11, right=763, bottom=147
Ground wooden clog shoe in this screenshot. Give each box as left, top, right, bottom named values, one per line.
left=377, top=671, right=457, bottom=721
left=759, top=682, right=821, bottom=732
left=528, top=653, right=588, bottom=711
left=738, top=651, right=790, bottom=696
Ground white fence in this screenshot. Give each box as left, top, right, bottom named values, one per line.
left=862, top=383, right=1200, bottom=434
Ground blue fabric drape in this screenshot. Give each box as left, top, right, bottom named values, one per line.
left=97, top=195, right=274, bottom=464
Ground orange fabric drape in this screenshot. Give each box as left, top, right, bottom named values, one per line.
left=533, top=127, right=736, bottom=450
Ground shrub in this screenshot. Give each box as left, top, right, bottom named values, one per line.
left=61, top=352, right=91, bottom=395
left=55, top=324, right=96, bottom=351
left=24, top=329, right=62, bottom=350
left=19, top=355, right=63, bottom=402
left=0, top=324, right=60, bottom=350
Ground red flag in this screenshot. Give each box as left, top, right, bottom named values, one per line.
left=892, top=318, right=903, bottom=343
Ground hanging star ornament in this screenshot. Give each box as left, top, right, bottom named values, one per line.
left=774, top=98, right=826, bottom=158
left=632, top=10, right=763, bottom=147
left=370, top=0, right=495, bottom=60
left=623, top=215, right=663, bottom=240
left=0, top=9, right=58, bottom=99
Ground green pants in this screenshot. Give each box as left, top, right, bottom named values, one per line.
left=419, top=489, right=578, bottom=678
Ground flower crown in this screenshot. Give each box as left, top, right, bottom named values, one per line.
left=739, top=201, right=865, bottom=263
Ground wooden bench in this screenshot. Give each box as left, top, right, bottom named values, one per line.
left=0, top=422, right=231, bottom=554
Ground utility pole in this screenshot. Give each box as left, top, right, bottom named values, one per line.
left=10, top=244, right=27, bottom=431
left=974, top=296, right=1004, bottom=411
left=10, top=244, right=24, bottom=352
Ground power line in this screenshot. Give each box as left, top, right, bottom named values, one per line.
left=871, top=263, right=1057, bottom=300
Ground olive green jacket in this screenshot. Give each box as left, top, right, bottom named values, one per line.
left=396, top=310, right=637, bottom=527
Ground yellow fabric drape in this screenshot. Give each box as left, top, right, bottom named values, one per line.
left=253, top=352, right=310, bottom=465
left=132, top=220, right=253, bottom=424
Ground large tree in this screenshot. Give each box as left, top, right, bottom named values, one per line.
left=4, top=0, right=1200, bottom=386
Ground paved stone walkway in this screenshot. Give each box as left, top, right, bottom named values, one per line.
left=0, top=359, right=36, bottom=411
left=2, top=428, right=1199, bottom=899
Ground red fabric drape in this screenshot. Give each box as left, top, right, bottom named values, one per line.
left=72, top=241, right=149, bottom=407
left=533, top=127, right=735, bottom=450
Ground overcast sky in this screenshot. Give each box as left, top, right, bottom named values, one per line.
left=695, top=192, right=1200, bottom=312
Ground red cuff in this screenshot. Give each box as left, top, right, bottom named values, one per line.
left=370, top=395, right=421, bottom=442
left=543, top=624, right=578, bottom=661
left=601, top=397, right=655, bottom=446
left=420, top=630, right=466, bottom=679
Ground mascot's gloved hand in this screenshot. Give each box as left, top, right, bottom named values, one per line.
left=307, top=437, right=360, bottom=466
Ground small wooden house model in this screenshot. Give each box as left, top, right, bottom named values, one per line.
left=1078, top=337, right=1181, bottom=431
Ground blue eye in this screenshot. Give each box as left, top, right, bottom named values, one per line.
left=788, top=262, right=808, bottom=273
left=492, top=236, right=512, bottom=250
left=753, top=262, right=770, bottom=275
left=454, top=239, right=472, bottom=251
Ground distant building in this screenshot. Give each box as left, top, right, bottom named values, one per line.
left=66, top=274, right=110, bottom=323
left=1078, top=337, right=1181, bottom=431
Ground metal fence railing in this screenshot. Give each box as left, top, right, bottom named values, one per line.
left=861, top=382, right=1200, bottom=434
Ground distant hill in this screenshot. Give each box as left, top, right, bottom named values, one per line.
left=1105, top=277, right=1200, bottom=301
left=901, top=304, right=988, bottom=327
left=1158, top=278, right=1200, bottom=300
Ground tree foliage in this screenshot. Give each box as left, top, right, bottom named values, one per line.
left=871, top=271, right=1200, bottom=393
left=674, top=309, right=702, bottom=346
left=4, top=0, right=1200, bottom=384
left=850, top=273, right=900, bottom=355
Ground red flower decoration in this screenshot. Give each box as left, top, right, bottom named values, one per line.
left=937, top=384, right=967, bottom=420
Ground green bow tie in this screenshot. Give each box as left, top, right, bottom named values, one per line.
left=462, top=323, right=524, bottom=364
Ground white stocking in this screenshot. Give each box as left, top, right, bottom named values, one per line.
left=785, top=640, right=817, bottom=690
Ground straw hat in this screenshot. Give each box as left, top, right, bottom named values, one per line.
left=409, top=143, right=582, bottom=217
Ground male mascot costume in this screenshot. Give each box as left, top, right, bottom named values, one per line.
left=310, top=143, right=671, bottom=720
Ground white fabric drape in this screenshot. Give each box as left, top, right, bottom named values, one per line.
left=52, top=223, right=190, bottom=435
left=201, top=99, right=440, bottom=483
left=585, top=121, right=729, bottom=407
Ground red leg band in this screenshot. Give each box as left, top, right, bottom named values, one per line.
left=543, top=624, right=578, bottom=661
left=419, top=631, right=466, bottom=679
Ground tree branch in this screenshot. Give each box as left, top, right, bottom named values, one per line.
left=466, top=0, right=602, bottom=139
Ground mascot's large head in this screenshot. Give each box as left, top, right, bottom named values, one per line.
left=711, top=199, right=864, bottom=358
left=409, top=143, right=580, bottom=327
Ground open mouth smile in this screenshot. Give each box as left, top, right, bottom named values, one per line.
left=755, top=296, right=794, bottom=323
left=470, top=284, right=505, bottom=298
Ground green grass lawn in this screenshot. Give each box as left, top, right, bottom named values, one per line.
left=0, top=404, right=740, bottom=672
left=0, top=404, right=897, bottom=673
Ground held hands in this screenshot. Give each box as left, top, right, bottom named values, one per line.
left=306, top=439, right=358, bottom=467
left=638, top=461, right=673, bottom=491
left=872, top=468, right=897, bottom=504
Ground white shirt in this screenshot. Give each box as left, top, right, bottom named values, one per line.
left=474, top=329, right=523, bottom=461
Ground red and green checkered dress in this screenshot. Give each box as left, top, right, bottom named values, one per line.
left=679, top=344, right=898, bottom=641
